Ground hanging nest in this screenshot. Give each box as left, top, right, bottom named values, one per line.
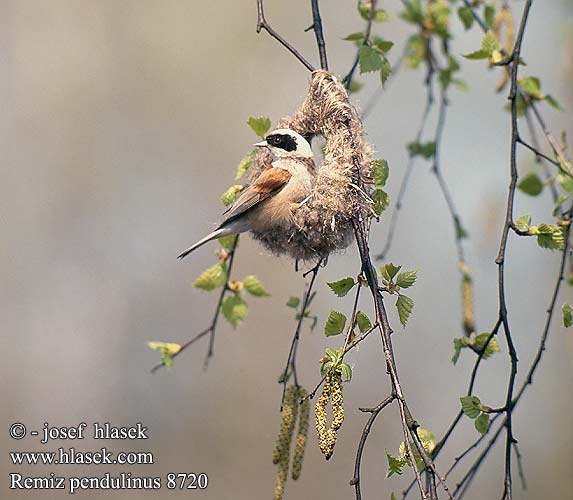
left=249, top=70, right=375, bottom=261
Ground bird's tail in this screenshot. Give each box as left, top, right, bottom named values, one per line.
left=177, top=227, right=233, bottom=260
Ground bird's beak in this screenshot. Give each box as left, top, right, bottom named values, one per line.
left=253, top=140, right=268, bottom=148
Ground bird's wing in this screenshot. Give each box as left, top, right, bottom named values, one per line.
left=220, top=166, right=292, bottom=226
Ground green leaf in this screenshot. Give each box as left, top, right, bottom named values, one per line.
left=358, top=1, right=389, bottom=22
left=243, top=275, right=270, bottom=297
left=517, top=172, right=544, bottom=196
left=536, top=225, right=565, bottom=250
left=404, top=33, right=426, bottom=69
left=397, top=430, right=434, bottom=472
left=562, top=304, right=573, bottom=327
left=482, top=30, right=500, bottom=56
left=247, top=116, right=271, bottom=137
left=400, top=0, right=424, bottom=24
left=396, top=270, right=417, bottom=289
left=407, top=141, right=436, bottom=158
left=371, top=159, right=389, bottom=189
left=359, top=45, right=384, bottom=74
left=380, top=58, right=391, bottom=86
left=356, top=311, right=372, bottom=333
left=518, top=77, right=542, bottom=100
left=277, top=366, right=291, bottom=384
left=325, top=347, right=341, bottom=362
left=320, top=361, right=333, bottom=378
left=340, top=362, right=352, bottom=382
left=235, top=150, right=255, bottom=180
left=372, top=8, right=389, bottom=23
left=343, top=32, right=365, bottom=42
left=417, top=428, right=436, bottom=455
left=386, top=450, right=406, bottom=477
left=372, top=189, right=390, bottom=216
left=557, top=173, right=573, bottom=192
left=148, top=341, right=181, bottom=355
left=148, top=341, right=181, bottom=368
left=396, top=294, right=414, bottom=327
left=452, top=338, right=463, bottom=365
left=381, top=263, right=401, bottom=282
left=453, top=218, right=468, bottom=240
left=372, top=37, right=394, bottom=54
left=453, top=79, right=469, bottom=92
left=463, top=49, right=489, bottom=60
left=514, top=214, right=531, bottom=231
left=348, top=80, right=364, bottom=94
left=218, top=235, right=238, bottom=250
left=221, top=184, right=244, bottom=206
left=391, top=493, right=397, bottom=500
left=484, top=5, right=495, bottom=29
left=221, top=294, right=248, bottom=329
left=474, top=413, right=490, bottom=434
left=457, top=6, right=474, bottom=30
left=509, top=92, right=529, bottom=117
left=553, top=195, right=569, bottom=216
left=193, top=263, right=227, bottom=291
left=327, top=277, right=356, bottom=297
left=545, top=94, right=563, bottom=111
left=287, top=296, right=300, bottom=309
left=474, top=332, right=501, bottom=360
left=460, top=395, right=481, bottom=419
left=324, top=310, right=347, bottom=337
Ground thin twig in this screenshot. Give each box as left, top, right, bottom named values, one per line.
left=353, top=216, right=428, bottom=500
left=431, top=88, right=466, bottom=264
left=279, top=259, right=322, bottom=409
left=461, top=0, right=488, bottom=32
left=310, top=0, right=328, bottom=70
left=523, top=108, right=559, bottom=203
left=256, top=0, right=315, bottom=72
left=344, top=0, right=378, bottom=88
left=513, top=442, right=527, bottom=491
left=529, top=99, right=572, bottom=174
left=151, top=237, right=239, bottom=373
left=303, top=322, right=379, bottom=403
left=350, top=394, right=396, bottom=499
left=496, top=4, right=533, bottom=497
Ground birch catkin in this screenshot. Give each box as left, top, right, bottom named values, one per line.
left=315, top=372, right=344, bottom=460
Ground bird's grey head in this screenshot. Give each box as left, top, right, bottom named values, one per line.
left=255, top=128, right=314, bottom=160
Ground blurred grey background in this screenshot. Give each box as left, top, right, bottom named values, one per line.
left=1, top=1, right=572, bottom=499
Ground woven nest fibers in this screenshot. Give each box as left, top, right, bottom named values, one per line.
left=248, top=70, right=375, bottom=261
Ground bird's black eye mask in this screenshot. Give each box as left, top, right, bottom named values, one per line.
left=265, top=133, right=297, bottom=152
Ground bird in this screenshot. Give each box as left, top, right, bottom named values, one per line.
left=177, top=128, right=317, bottom=259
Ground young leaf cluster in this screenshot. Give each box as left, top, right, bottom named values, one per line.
left=147, top=341, right=181, bottom=369
left=407, top=141, right=436, bottom=159
left=356, top=41, right=393, bottom=85
left=518, top=77, right=563, bottom=112
left=286, top=292, right=318, bottom=333
left=452, top=332, right=501, bottom=365
left=370, top=159, right=390, bottom=216
left=514, top=215, right=566, bottom=251
left=192, top=244, right=269, bottom=328
left=324, top=275, right=373, bottom=340
left=222, top=274, right=269, bottom=328
left=386, top=428, right=436, bottom=476
left=460, top=395, right=491, bottom=434
left=380, top=263, right=417, bottom=327
left=562, top=304, right=573, bottom=328
left=463, top=30, right=502, bottom=63
left=320, top=347, right=352, bottom=382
